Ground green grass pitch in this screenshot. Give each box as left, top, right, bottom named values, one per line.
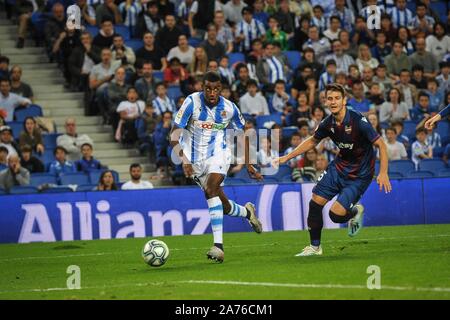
left=0, top=224, right=450, bottom=300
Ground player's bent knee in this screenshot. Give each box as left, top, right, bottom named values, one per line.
left=329, top=211, right=350, bottom=223
left=204, top=186, right=220, bottom=199
left=307, top=200, right=324, bottom=228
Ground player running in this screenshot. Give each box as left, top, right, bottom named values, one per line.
left=273, top=84, right=392, bottom=256
left=424, top=104, right=450, bottom=130
left=170, top=71, right=263, bottom=263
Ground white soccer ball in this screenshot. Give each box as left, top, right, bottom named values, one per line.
left=142, top=239, right=170, bottom=267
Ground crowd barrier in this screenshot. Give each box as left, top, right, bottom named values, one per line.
left=0, top=178, right=449, bottom=243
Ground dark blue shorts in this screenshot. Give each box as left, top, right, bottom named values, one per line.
left=312, top=164, right=373, bottom=210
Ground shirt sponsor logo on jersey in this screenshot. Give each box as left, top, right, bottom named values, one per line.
left=221, top=110, right=227, bottom=118
left=194, top=120, right=226, bottom=131
left=337, top=142, right=354, bottom=150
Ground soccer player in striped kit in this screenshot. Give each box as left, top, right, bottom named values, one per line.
left=170, top=72, right=263, bottom=263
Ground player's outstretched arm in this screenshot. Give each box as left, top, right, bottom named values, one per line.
left=373, top=137, right=392, bottom=194
left=272, top=136, right=319, bottom=167
left=425, top=104, right=449, bottom=130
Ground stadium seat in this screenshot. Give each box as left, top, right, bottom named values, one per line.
left=125, top=39, right=142, bottom=52
left=224, top=178, right=248, bottom=185
left=188, top=37, right=201, bottom=48
left=89, top=170, right=120, bottom=185
left=153, top=71, right=164, bottom=82
left=406, top=170, right=435, bottom=179
left=389, top=160, right=415, bottom=176
left=76, top=184, right=96, bottom=192
left=30, top=11, right=49, bottom=43
left=438, top=169, right=450, bottom=177
left=0, top=188, right=6, bottom=195
left=418, top=159, right=447, bottom=172
left=9, top=186, right=39, bottom=194
left=433, top=147, right=445, bottom=158
left=282, top=127, right=299, bottom=139
left=42, top=133, right=61, bottom=149
left=43, top=186, right=74, bottom=193
left=86, top=25, right=99, bottom=37
left=36, top=149, right=55, bottom=167
left=167, top=85, right=182, bottom=101
left=59, top=172, right=90, bottom=186
left=430, top=1, right=448, bottom=24
left=284, top=51, right=301, bottom=70
left=30, top=173, right=58, bottom=187
left=7, top=121, right=23, bottom=140
left=228, top=53, right=245, bottom=66
left=255, top=114, right=282, bottom=129
left=402, top=121, right=417, bottom=140
left=14, top=104, right=43, bottom=122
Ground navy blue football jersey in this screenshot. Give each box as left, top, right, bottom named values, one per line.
left=314, top=108, right=380, bottom=179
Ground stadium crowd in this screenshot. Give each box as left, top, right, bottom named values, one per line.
left=0, top=0, right=450, bottom=193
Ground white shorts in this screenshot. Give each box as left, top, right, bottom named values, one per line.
left=192, top=153, right=231, bottom=190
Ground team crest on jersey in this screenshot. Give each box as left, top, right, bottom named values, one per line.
left=221, top=110, right=227, bottom=118
left=345, top=125, right=352, bottom=134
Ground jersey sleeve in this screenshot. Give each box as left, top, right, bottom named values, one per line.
left=232, top=103, right=245, bottom=129
left=174, top=96, right=194, bottom=128
left=359, top=115, right=381, bottom=143
left=313, top=118, right=329, bottom=142
left=439, top=104, right=450, bottom=118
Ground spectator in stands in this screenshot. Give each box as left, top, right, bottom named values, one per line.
left=164, top=58, right=189, bottom=86
left=388, top=0, right=413, bottom=29
left=68, top=32, right=101, bottom=92
left=356, top=44, right=379, bottom=73
left=410, top=64, right=427, bottom=90
left=292, top=95, right=311, bottom=125
left=122, top=163, right=154, bottom=190
left=48, top=146, right=76, bottom=176
left=412, top=127, right=433, bottom=169
left=0, top=126, right=19, bottom=158
left=115, top=87, right=145, bottom=143
left=154, top=111, right=173, bottom=176
left=368, top=113, right=384, bottom=137
left=318, top=59, right=337, bottom=91
left=436, top=61, right=450, bottom=95
left=425, top=123, right=442, bottom=150
left=273, top=0, right=295, bottom=36
left=93, top=16, right=116, bottom=49
left=298, top=48, right=323, bottom=81
left=379, top=88, right=409, bottom=123
left=138, top=103, right=159, bottom=158
left=338, top=29, right=358, bottom=60
left=155, top=15, right=182, bottom=56
left=380, top=13, right=396, bottom=44
left=411, top=92, right=435, bottom=122
left=347, top=64, right=361, bottom=88
left=52, top=27, right=82, bottom=87
left=397, top=26, right=415, bottom=56
left=392, top=120, right=410, bottom=150
left=367, top=83, right=385, bottom=113
left=351, top=15, right=375, bottom=46
left=256, top=42, right=286, bottom=92
left=348, top=81, right=375, bottom=115
left=409, top=2, right=435, bottom=38
left=271, top=41, right=290, bottom=69
left=384, top=127, right=408, bottom=161
left=239, top=79, right=269, bottom=116
left=290, top=64, right=312, bottom=99
left=235, top=7, right=266, bottom=54
left=323, top=16, right=341, bottom=42
left=136, top=1, right=164, bottom=38
left=57, top=118, right=94, bottom=162
left=0, top=78, right=31, bottom=122
left=271, top=79, right=290, bottom=113
left=223, top=0, right=246, bottom=25
left=324, top=40, right=355, bottom=76
left=385, top=40, right=412, bottom=78
left=218, top=56, right=234, bottom=86
left=302, top=25, right=331, bottom=64
left=201, top=24, right=226, bottom=62
left=153, top=83, right=176, bottom=116
left=371, top=32, right=391, bottom=64
left=187, top=46, right=208, bottom=81
left=44, top=2, right=65, bottom=60
left=361, top=66, right=377, bottom=94
left=96, top=170, right=119, bottom=191
left=257, top=136, right=278, bottom=176
left=9, top=65, right=33, bottom=101
left=96, top=0, right=122, bottom=26
left=188, top=0, right=218, bottom=38
left=231, top=63, right=250, bottom=101
left=77, top=0, right=96, bottom=27
left=292, top=15, right=310, bottom=52
left=135, top=62, right=157, bottom=104
left=374, top=64, right=394, bottom=94
left=409, top=37, right=440, bottom=79
left=426, top=78, right=444, bottom=112
left=118, top=0, right=142, bottom=38
left=308, top=105, right=325, bottom=131
left=111, top=34, right=136, bottom=74
left=0, top=145, right=8, bottom=166
left=167, top=35, right=195, bottom=66
left=15, top=0, right=43, bottom=49
left=0, top=56, right=10, bottom=80
left=311, top=5, right=326, bottom=35
left=75, top=143, right=103, bottom=174
left=20, top=144, right=44, bottom=174
left=19, top=117, right=44, bottom=154
left=252, top=0, right=269, bottom=26
left=425, top=22, right=450, bottom=63
left=177, top=0, right=193, bottom=29
left=329, top=0, right=355, bottom=31
left=135, top=31, right=167, bottom=71
left=106, top=67, right=129, bottom=128
left=0, top=154, right=30, bottom=192
left=284, top=132, right=302, bottom=168
left=212, top=10, right=234, bottom=54
left=395, top=69, right=417, bottom=109
left=292, top=147, right=318, bottom=182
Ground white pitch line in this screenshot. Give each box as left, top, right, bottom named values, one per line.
left=181, top=280, right=450, bottom=293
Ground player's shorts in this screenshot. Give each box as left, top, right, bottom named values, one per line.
left=192, top=153, right=231, bottom=190
left=312, top=164, right=372, bottom=210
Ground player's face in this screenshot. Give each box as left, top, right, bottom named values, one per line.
left=203, top=80, right=221, bottom=106
left=326, top=91, right=346, bottom=115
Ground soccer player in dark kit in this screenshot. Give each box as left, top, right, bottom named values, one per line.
left=273, top=83, right=392, bottom=256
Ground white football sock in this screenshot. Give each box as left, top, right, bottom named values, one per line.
left=227, top=200, right=248, bottom=218
left=207, top=197, right=223, bottom=245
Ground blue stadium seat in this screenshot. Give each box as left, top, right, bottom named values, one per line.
left=389, top=160, right=415, bottom=176
left=36, top=149, right=55, bottom=167
left=167, top=85, right=182, bottom=100
left=406, top=1, right=416, bottom=12
left=402, top=121, right=417, bottom=140
left=406, top=170, right=435, bottom=178
left=188, top=37, right=201, bottom=48
left=125, top=39, right=142, bottom=52
left=153, top=71, right=164, bottom=82
left=224, top=178, right=248, bottom=185
left=60, top=172, right=90, bottom=186
left=433, top=146, right=445, bottom=158
left=9, top=186, right=39, bottom=194
left=86, top=25, right=99, bottom=37
left=284, top=51, right=301, bottom=70
left=30, top=173, right=58, bottom=187
left=418, top=159, right=447, bottom=172
left=42, top=133, right=61, bottom=149
left=255, top=114, right=282, bottom=129
left=442, top=135, right=450, bottom=146
left=0, top=188, right=6, bottom=195
left=44, top=187, right=74, bottom=193
left=30, top=12, right=49, bottom=42
left=430, top=1, right=448, bottom=24
left=14, top=104, right=43, bottom=122
left=438, top=169, right=450, bottom=177
left=6, top=121, right=23, bottom=140
left=76, top=184, right=97, bottom=192
left=282, top=127, right=299, bottom=139
left=228, top=53, right=245, bottom=66
left=89, top=170, right=120, bottom=185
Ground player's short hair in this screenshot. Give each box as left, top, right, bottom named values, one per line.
left=325, top=83, right=346, bottom=98
left=203, top=71, right=221, bottom=83
left=129, top=163, right=141, bottom=171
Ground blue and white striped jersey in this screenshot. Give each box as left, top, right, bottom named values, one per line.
left=174, top=92, right=246, bottom=163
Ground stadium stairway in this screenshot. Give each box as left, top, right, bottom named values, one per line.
left=0, top=15, right=171, bottom=186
